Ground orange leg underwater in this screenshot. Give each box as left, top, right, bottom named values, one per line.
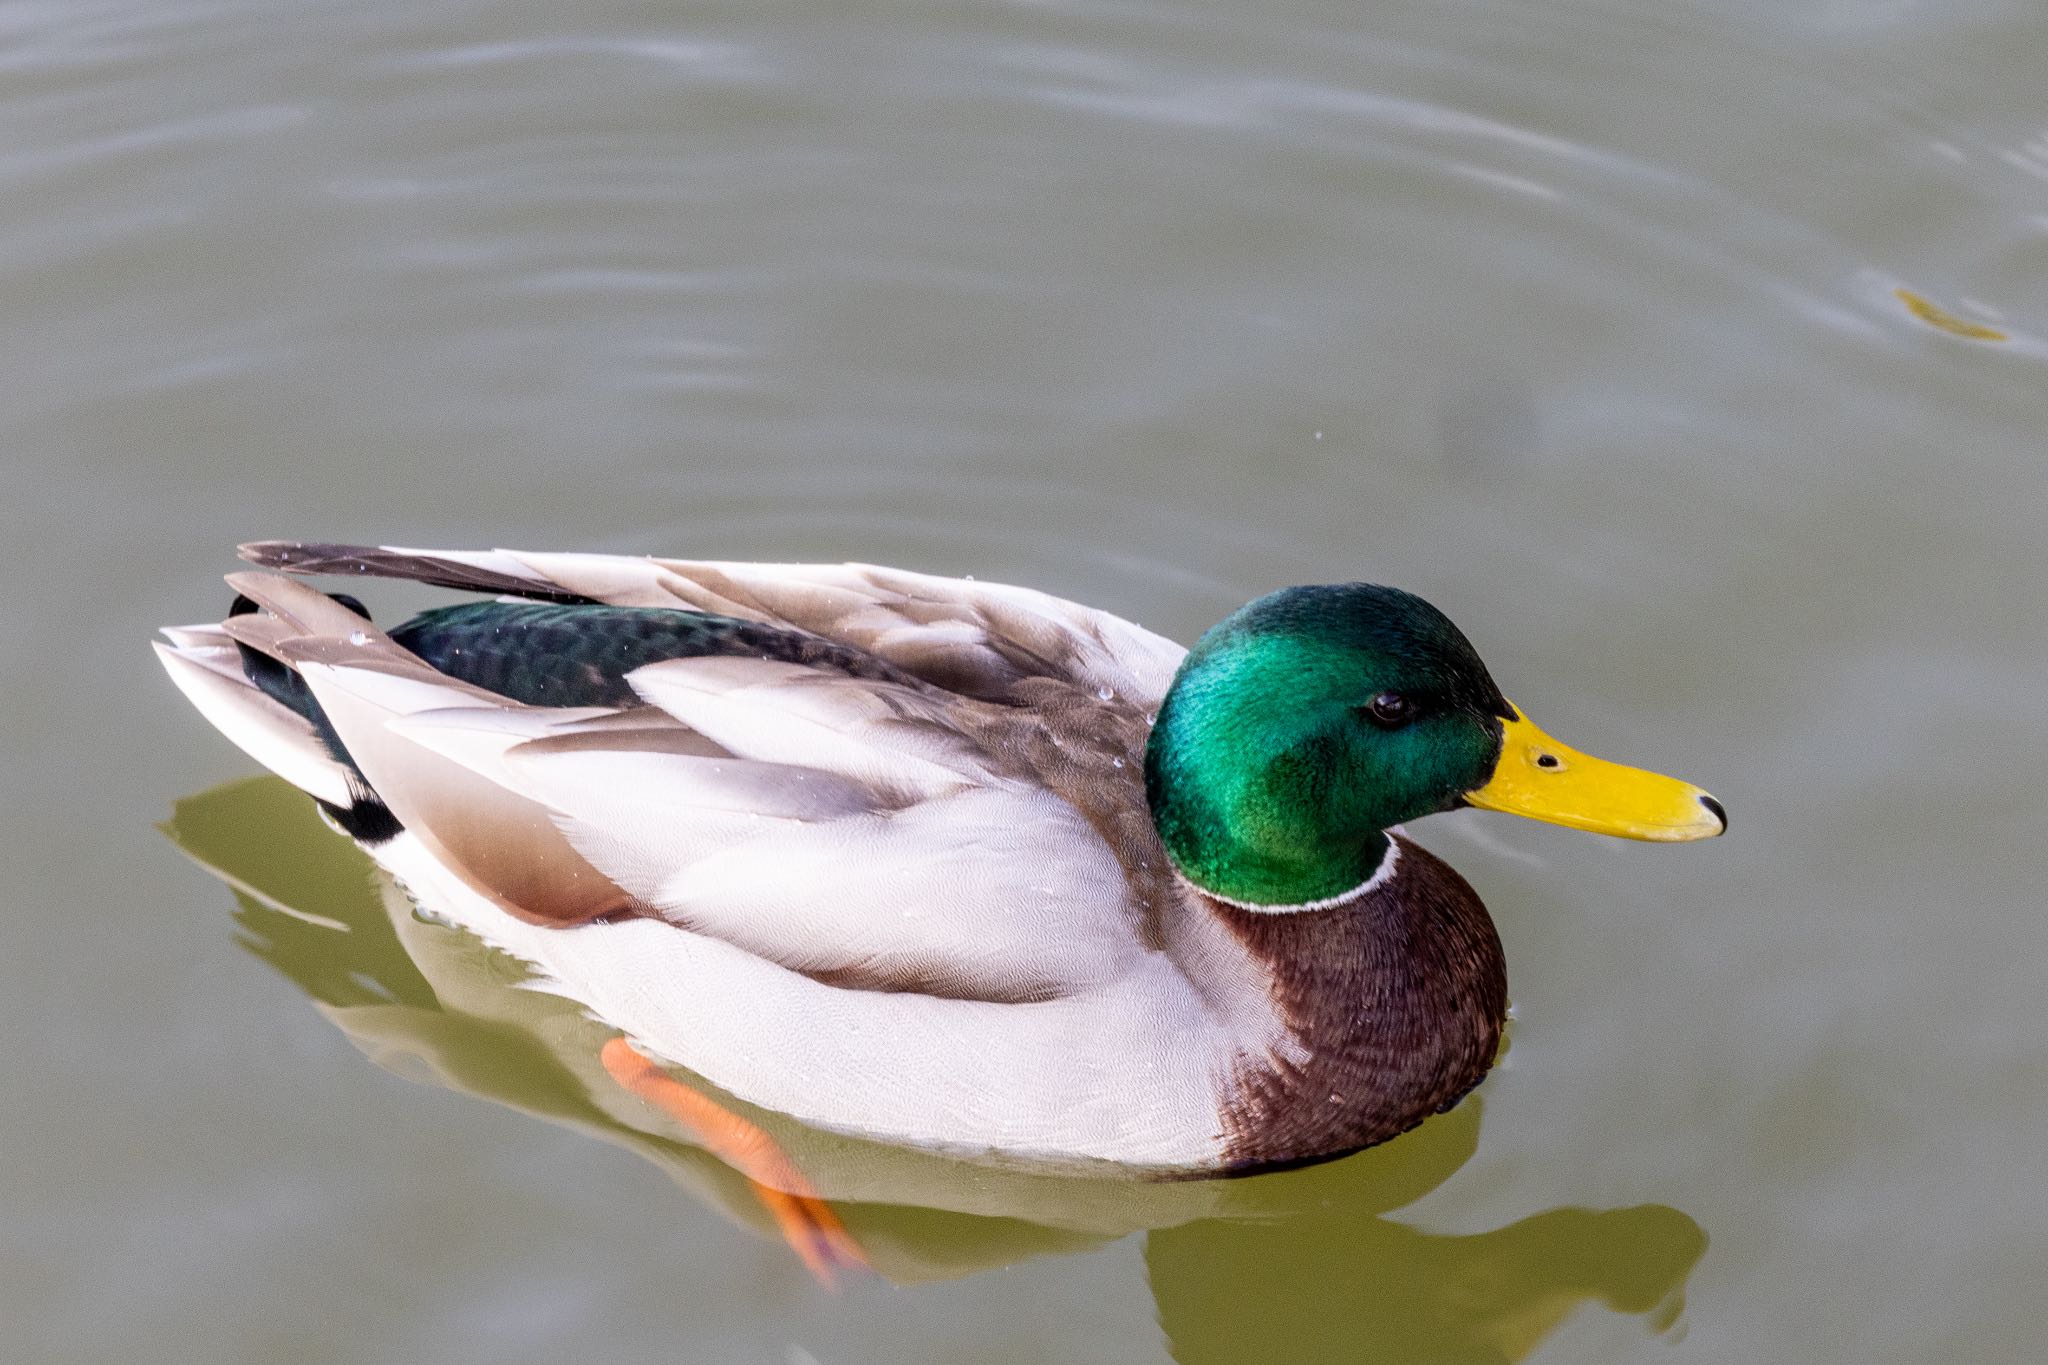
left=599, top=1037, right=868, bottom=1287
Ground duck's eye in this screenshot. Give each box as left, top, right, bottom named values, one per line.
left=1365, top=692, right=1415, bottom=728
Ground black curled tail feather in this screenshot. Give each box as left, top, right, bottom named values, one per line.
left=316, top=791, right=405, bottom=842
left=228, top=590, right=404, bottom=844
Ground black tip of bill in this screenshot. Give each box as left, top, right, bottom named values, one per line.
left=1697, top=794, right=1727, bottom=834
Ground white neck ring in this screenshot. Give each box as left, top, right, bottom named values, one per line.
left=1188, top=836, right=1402, bottom=915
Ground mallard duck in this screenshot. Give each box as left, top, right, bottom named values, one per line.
left=156, top=542, right=1723, bottom=1176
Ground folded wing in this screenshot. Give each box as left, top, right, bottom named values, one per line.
left=239, top=542, right=1186, bottom=709
left=169, top=561, right=1173, bottom=1002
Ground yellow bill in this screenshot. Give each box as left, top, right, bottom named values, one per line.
left=1464, top=704, right=1725, bottom=842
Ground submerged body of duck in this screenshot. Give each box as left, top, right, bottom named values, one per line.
left=156, top=542, right=1723, bottom=1176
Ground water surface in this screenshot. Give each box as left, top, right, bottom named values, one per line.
left=6, top=0, right=2045, bottom=1361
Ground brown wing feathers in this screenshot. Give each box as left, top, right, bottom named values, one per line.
left=239, top=541, right=598, bottom=605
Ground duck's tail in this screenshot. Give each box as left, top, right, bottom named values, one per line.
left=154, top=573, right=405, bottom=842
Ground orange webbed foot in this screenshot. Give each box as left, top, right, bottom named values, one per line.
left=599, top=1037, right=868, bottom=1287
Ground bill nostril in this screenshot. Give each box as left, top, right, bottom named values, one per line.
left=1698, top=794, right=1727, bottom=832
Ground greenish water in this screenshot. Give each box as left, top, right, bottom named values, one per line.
left=6, top=1, right=2046, bottom=1361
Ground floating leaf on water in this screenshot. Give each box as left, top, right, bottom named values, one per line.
left=1894, top=287, right=2008, bottom=341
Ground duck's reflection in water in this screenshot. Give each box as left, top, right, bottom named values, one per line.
left=167, top=776, right=1703, bottom=1358
left=1150, top=1167, right=1700, bottom=1363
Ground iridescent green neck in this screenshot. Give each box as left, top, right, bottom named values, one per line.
left=1142, top=584, right=1507, bottom=908
left=1144, top=634, right=1395, bottom=907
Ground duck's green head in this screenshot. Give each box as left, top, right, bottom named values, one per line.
left=1144, top=584, right=1723, bottom=908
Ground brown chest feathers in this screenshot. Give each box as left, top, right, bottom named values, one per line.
left=1207, top=836, right=1508, bottom=1173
